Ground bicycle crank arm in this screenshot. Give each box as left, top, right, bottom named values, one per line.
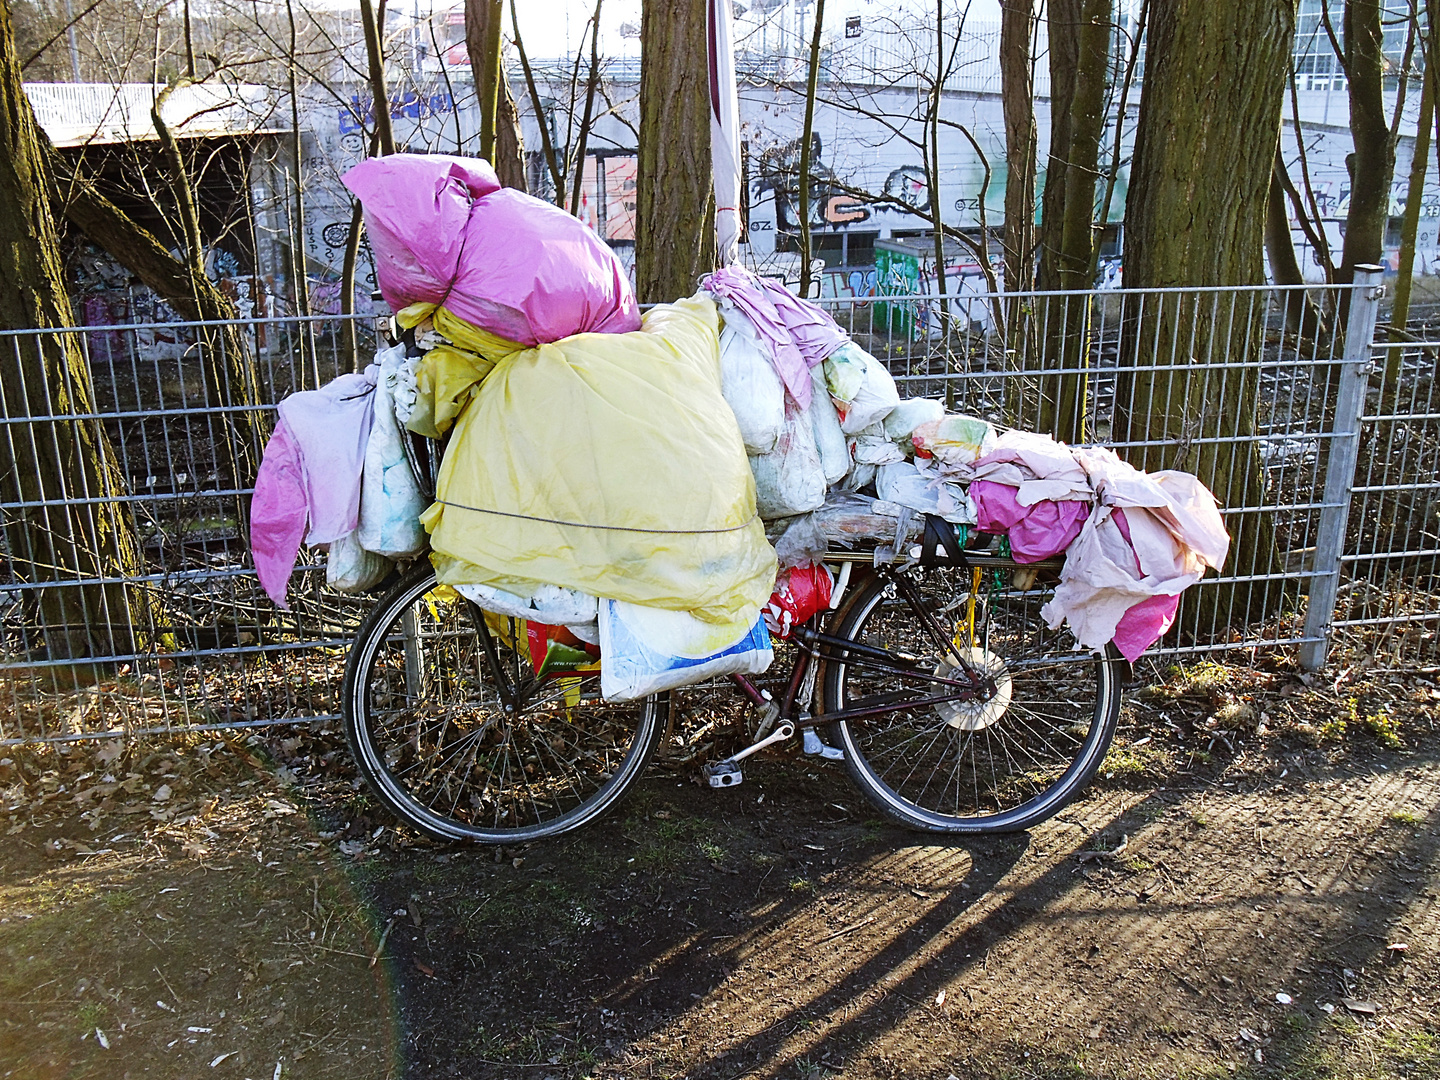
left=726, top=720, right=794, bottom=764
left=704, top=721, right=795, bottom=788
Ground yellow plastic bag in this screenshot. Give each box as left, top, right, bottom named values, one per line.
left=421, top=295, right=776, bottom=629
left=396, top=302, right=523, bottom=438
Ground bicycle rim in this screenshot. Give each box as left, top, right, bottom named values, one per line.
left=342, top=566, right=661, bottom=843
left=822, top=566, right=1120, bottom=833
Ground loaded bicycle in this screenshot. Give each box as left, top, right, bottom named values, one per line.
left=340, top=529, right=1123, bottom=844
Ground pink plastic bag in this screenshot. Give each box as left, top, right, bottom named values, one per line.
left=970, top=480, right=1090, bottom=563
left=1110, top=507, right=1180, bottom=661
left=342, top=155, right=640, bottom=345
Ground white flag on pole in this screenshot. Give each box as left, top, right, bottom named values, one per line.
left=708, top=0, right=743, bottom=265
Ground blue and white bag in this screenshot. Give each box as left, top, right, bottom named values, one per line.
left=598, top=600, right=773, bottom=701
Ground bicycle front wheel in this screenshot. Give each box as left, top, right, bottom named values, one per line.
left=342, top=564, right=663, bottom=843
left=819, top=563, right=1122, bottom=833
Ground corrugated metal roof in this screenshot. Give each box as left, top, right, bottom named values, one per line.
left=24, top=82, right=286, bottom=147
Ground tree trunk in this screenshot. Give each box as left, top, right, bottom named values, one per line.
left=48, top=145, right=266, bottom=482
left=1266, top=150, right=1327, bottom=338
left=0, top=0, right=142, bottom=664
left=1118, top=0, right=1296, bottom=625
left=999, top=0, right=1036, bottom=296
left=636, top=0, right=715, bottom=305
left=359, top=0, right=395, bottom=156
left=797, top=0, right=825, bottom=299
left=1337, top=0, right=1397, bottom=309
left=466, top=0, right=526, bottom=188
left=494, top=71, right=526, bottom=192
left=1036, top=0, right=1110, bottom=442
left=1390, top=24, right=1435, bottom=337
left=568, top=0, right=604, bottom=221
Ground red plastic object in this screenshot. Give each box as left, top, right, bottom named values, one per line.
left=763, top=564, right=834, bottom=638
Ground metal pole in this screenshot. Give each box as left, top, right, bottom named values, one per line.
left=1299, top=264, right=1384, bottom=670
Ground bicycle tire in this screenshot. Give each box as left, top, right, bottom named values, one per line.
left=342, top=564, right=663, bottom=843
left=819, top=563, right=1122, bottom=834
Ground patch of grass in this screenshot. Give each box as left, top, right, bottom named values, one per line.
left=1213, top=701, right=1257, bottom=727
left=1318, top=698, right=1404, bottom=749
left=697, top=839, right=726, bottom=862
left=1362, top=707, right=1403, bottom=749
left=75, top=999, right=107, bottom=1031
left=100, top=888, right=136, bottom=913
left=1135, top=683, right=1182, bottom=703
left=625, top=813, right=703, bottom=872
left=1164, top=661, right=1232, bottom=703
left=1144, top=800, right=1172, bottom=820
left=1388, top=810, right=1422, bottom=826
left=1101, top=740, right=1173, bottom=780
left=1382, top=1028, right=1439, bottom=1070
left=1122, top=855, right=1153, bottom=873
left=1318, top=700, right=1352, bottom=743
left=788, top=877, right=813, bottom=893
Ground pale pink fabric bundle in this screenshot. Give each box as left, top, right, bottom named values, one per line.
left=1039, top=447, right=1230, bottom=661
left=702, top=265, right=849, bottom=409
left=250, top=370, right=378, bottom=609
left=963, top=433, right=1228, bottom=660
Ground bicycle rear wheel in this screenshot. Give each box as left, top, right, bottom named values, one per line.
left=342, top=564, right=663, bottom=843
left=819, top=563, right=1121, bottom=833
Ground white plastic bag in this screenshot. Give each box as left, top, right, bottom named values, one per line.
left=840, top=459, right=878, bottom=491
left=750, top=403, right=826, bottom=519
left=912, top=413, right=998, bottom=467
left=598, top=599, right=773, bottom=701
left=327, top=530, right=391, bottom=592
left=807, top=363, right=850, bottom=485
left=883, top=397, right=946, bottom=443
left=876, top=461, right=976, bottom=524
left=718, top=305, right=786, bottom=454
left=356, top=345, right=428, bottom=558
left=824, top=342, right=901, bottom=434
left=454, top=581, right=599, bottom=626
left=851, top=422, right=905, bottom=465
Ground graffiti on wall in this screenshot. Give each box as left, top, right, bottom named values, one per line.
left=754, top=134, right=873, bottom=234
left=749, top=133, right=1006, bottom=245
left=338, top=91, right=455, bottom=134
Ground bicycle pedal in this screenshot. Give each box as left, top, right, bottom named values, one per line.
left=802, top=728, right=845, bottom=761
left=705, top=761, right=744, bottom=788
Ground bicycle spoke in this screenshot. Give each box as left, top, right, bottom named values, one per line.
left=825, top=563, right=1119, bottom=831
left=345, top=567, right=658, bottom=842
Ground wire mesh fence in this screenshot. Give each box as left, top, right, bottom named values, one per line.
left=1338, top=321, right=1440, bottom=667
left=0, top=274, right=1423, bottom=746
left=2, top=314, right=379, bottom=745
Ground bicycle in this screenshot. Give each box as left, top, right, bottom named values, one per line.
left=340, top=530, right=1124, bottom=844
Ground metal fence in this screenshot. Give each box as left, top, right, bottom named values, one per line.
left=2, top=273, right=1427, bottom=746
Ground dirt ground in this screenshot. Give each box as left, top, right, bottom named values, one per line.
left=2, top=654, right=1439, bottom=1080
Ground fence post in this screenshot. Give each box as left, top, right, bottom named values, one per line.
left=1299, top=264, right=1384, bottom=671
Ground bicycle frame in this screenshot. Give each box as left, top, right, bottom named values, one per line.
left=456, top=546, right=1062, bottom=727
left=726, top=550, right=1060, bottom=731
